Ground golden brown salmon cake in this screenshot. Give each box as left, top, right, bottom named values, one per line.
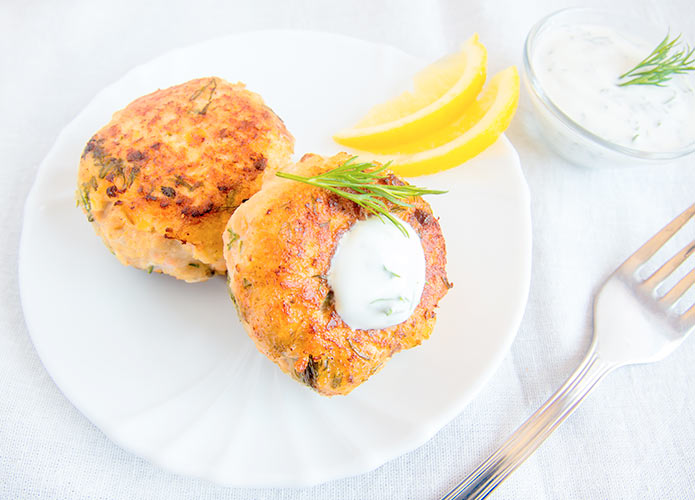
left=76, top=77, right=294, bottom=282
left=223, top=152, right=450, bottom=396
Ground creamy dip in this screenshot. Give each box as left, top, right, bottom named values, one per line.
left=327, top=216, right=425, bottom=330
left=533, top=24, right=695, bottom=151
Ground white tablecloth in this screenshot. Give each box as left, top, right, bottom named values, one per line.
left=2, top=0, right=695, bottom=498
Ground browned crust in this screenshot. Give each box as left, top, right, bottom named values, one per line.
left=76, top=77, right=294, bottom=281
left=224, top=152, right=450, bottom=395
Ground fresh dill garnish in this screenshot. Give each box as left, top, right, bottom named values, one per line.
left=226, top=228, right=240, bottom=250
left=276, top=156, right=446, bottom=237
left=77, top=185, right=94, bottom=222
left=383, top=265, right=401, bottom=278
left=618, top=32, right=695, bottom=87
left=370, top=296, right=408, bottom=305
left=189, top=77, right=217, bottom=115
left=321, top=290, right=335, bottom=311
left=346, top=337, right=371, bottom=361
left=173, top=174, right=201, bottom=191
left=370, top=296, right=408, bottom=316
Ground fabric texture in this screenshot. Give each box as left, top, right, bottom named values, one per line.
left=2, top=0, right=694, bottom=498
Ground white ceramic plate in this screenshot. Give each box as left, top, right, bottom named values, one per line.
left=19, top=30, right=531, bottom=487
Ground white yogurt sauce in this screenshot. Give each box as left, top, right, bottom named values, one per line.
left=327, top=216, right=425, bottom=330
left=533, top=24, right=695, bottom=151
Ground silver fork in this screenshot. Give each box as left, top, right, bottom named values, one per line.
left=442, top=203, right=695, bottom=500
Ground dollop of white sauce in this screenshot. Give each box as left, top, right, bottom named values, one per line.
left=327, top=216, right=426, bottom=330
left=533, top=24, right=695, bottom=151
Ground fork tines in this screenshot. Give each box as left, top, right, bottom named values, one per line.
left=623, top=204, right=695, bottom=320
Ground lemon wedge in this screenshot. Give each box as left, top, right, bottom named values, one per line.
left=333, top=34, right=487, bottom=150
left=360, top=67, right=520, bottom=177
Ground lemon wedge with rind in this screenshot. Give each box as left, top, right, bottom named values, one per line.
left=362, top=66, right=520, bottom=177
left=333, top=34, right=487, bottom=150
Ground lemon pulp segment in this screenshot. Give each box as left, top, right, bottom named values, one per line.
left=363, top=67, right=520, bottom=177
left=333, top=34, right=487, bottom=149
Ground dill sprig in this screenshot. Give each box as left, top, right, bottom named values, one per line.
left=276, top=156, right=446, bottom=236
left=618, top=32, right=695, bottom=87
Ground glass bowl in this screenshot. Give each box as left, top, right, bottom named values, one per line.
left=523, top=8, right=695, bottom=168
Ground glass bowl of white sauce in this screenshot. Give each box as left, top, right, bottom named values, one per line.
left=523, top=7, right=695, bottom=167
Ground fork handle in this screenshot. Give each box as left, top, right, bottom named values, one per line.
left=441, top=345, right=617, bottom=500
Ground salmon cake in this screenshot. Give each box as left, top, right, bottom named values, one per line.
left=76, top=77, right=294, bottom=282
left=223, top=152, right=450, bottom=396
